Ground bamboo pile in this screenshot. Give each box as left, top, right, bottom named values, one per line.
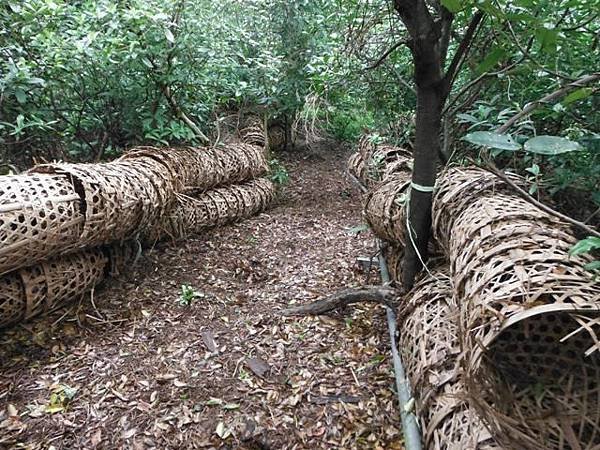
left=433, top=167, right=600, bottom=450
left=145, top=178, right=275, bottom=243
left=0, top=118, right=275, bottom=329
left=349, top=138, right=600, bottom=449
left=398, top=270, right=500, bottom=450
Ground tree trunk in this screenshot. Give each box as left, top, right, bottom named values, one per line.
left=401, top=85, right=443, bottom=289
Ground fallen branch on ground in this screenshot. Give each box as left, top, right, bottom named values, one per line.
left=280, top=286, right=398, bottom=316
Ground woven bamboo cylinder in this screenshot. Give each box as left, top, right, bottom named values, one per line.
left=122, top=144, right=268, bottom=191
left=347, top=152, right=366, bottom=182
left=432, top=167, right=600, bottom=449
left=352, top=135, right=412, bottom=186
left=363, top=173, right=411, bottom=244
left=240, top=115, right=266, bottom=148
left=119, top=146, right=196, bottom=191
left=397, top=271, right=501, bottom=450
left=382, top=244, right=404, bottom=283
left=0, top=249, right=107, bottom=328
left=268, top=124, right=285, bottom=150
left=30, top=158, right=176, bottom=250
left=103, top=241, right=140, bottom=277
left=145, top=178, right=276, bottom=243
left=0, top=174, right=84, bottom=276
left=431, top=166, right=526, bottom=254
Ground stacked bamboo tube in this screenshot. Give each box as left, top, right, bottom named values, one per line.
left=0, top=115, right=275, bottom=329
left=349, top=137, right=600, bottom=449
left=398, top=270, right=500, bottom=450
left=433, top=167, right=600, bottom=450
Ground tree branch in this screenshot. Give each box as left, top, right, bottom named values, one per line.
left=280, top=286, right=398, bottom=316
left=496, top=72, right=600, bottom=133
left=482, top=72, right=600, bottom=239
left=443, top=11, right=484, bottom=93
left=364, top=39, right=410, bottom=70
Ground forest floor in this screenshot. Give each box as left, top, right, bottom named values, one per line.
left=0, top=143, right=403, bottom=450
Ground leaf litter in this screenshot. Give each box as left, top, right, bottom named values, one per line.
left=0, top=143, right=403, bottom=449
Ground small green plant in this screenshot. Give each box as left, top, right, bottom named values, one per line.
left=179, top=284, right=201, bottom=306
left=238, top=367, right=250, bottom=381
left=570, top=237, right=600, bottom=275
left=269, top=158, right=289, bottom=185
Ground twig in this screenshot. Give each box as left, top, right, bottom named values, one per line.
left=364, top=39, right=410, bottom=70
left=443, top=11, right=485, bottom=93
left=280, top=286, right=397, bottom=316
left=161, top=84, right=209, bottom=143
left=505, top=20, right=575, bottom=82
left=484, top=72, right=600, bottom=237
left=496, top=72, right=600, bottom=133
left=584, top=206, right=600, bottom=224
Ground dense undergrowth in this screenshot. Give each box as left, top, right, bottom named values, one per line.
left=1, top=0, right=598, bottom=225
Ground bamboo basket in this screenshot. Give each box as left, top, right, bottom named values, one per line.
left=363, top=174, right=411, bottom=244
left=145, top=178, right=276, bottom=243
left=432, top=166, right=600, bottom=449
left=0, top=174, right=84, bottom=276
left=267, top=124, right=285, bottom=150
left=30, top=158, right=175, bottom=250
left=348, top=139, right=412, bottom=187
left=0, top=249, right=107, bottom=328
left=398, top=270, right=501, bottom=450
left=240, top=115, right=266, bottom=148
left=122, top=144, right=268, bottom=191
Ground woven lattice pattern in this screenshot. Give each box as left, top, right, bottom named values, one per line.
left=0, top=249, right=107, bottom=328
left=146, top=178, right=276, bottom=242
left=363, top=174, right=411, bottom=244
left=122, top=144, right=268, bottom=191
left=30, top=159, right=175, bottom=249
left=347, top=152, right=366, bottom=182
left=240, top=115, right=266, bottom=147
left=348, top=138, right=412, bottom=187
left=0, top=272, right=26, bottom=328
left=0, top=174, right=84, bottom=276
left=472, top=310, right=600, bottom=450
left=268, top=125, right=285, bottom=150
left=431, top=166, right=600, bottom=449
left=432, top=166, right=526, bottom=254
left=397, top=271, right=500, bottom=450
left=382, top=245, right=404, bottom=283
left=104, top=241, right=140, bottom=277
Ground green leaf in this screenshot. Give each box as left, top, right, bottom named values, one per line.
left=463, top=131, right=521, bottom=151
left=584, top=261, right=600, bottom=271
left=528, top=183, right=538, bottom=195
left=346, top=224, right=369, bottom=236
left=535, top=27, right=557, bottom=54
left=570, top=237, right=600, bottom=256
left=14, top=89, right=27, bottom=104
left=165, top=28, right=175, bottom=43
left=524, top=136, right=582, bottom=155
left=562, top=88, right=593, bottom=106
left=440, top=0, right=463, bottom=13
left=584, top=261, right=600, bottom=272
left=525, top=164, right=540, bottom=176
left=474, top=47, right=506, bottom=75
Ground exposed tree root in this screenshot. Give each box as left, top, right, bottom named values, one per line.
left=280, top=286, right=398, bottom=316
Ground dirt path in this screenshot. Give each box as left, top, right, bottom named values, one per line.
left=0, top=145, right=403, bottom=450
